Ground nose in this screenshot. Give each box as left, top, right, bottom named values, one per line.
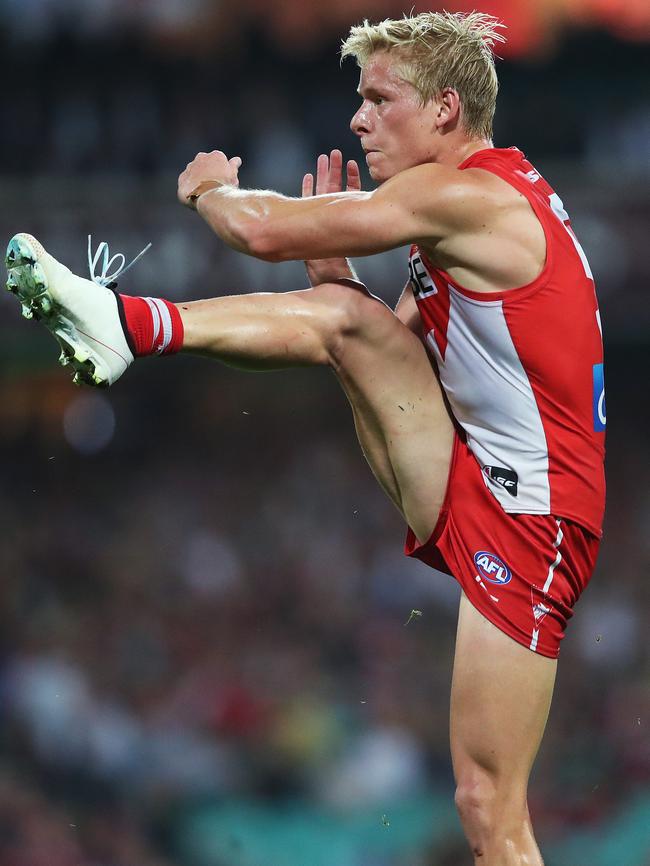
left=350, top=102, right=371, bottom=136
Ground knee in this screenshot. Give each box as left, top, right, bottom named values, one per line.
left=454, top=769, right=498, bottom=841
left=454, top=767, right=527, bottom=851
left=309, top=280, right=392, bottom=364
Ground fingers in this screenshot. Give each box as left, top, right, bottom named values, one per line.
left=229, top=156, right=242, bottom=170
left=327, top=149, right=343, bottom=194
left=315, top=150, right=343, bottom=195
left=309, top=150, right=362, bottom=197
left=302, top=173, right=314, bottom=198
left=346, top=159, right=361, bottom=192
left=315, top=153, right=329, bottom=195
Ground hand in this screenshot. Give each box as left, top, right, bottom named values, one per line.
left=301, top=149, right=361, bottom=286
left=178, top=150, right=242, bottom=209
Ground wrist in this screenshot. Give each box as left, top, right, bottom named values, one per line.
left=329, top=259, right=358, bottom=280
left=191, top=180, right=227, bottom=209
left=306, top=257, right=358, bottom=286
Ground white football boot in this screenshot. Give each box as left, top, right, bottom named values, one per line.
left=5, top=234, right=150, bottom=386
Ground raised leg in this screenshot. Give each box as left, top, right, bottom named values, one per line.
left=450, top=593, right=557, bottom=865
left=3, top=234, right=451, bottom=537
left=178, top=281, right=454, bottom=542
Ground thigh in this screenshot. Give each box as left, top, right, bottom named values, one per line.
left=450, top=592, right=557, bottom=791
left=326, top=284, right=454, bottom=544
left=182, top=278, right=453, bottom=541
left=410, top=436, right=596, bottom=659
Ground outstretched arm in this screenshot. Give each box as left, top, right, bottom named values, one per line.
left=177, top=149, right=487, bottom=263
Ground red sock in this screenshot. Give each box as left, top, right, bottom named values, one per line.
left=118, top=295, right=184, bottom=357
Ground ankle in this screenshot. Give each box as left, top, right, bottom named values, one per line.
left=118, top=294, right=184, bottom=357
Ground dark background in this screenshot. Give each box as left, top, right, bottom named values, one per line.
left=0, top=1, right=648, bottom=864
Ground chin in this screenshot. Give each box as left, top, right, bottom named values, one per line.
left=368, top=165, right=391, bottom=185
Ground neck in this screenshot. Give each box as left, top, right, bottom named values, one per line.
left=436, top=136, right=492, bottom=168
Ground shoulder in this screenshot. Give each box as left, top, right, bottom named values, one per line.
left=373, top=163, right=514, bottom=238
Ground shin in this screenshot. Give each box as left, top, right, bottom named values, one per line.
left=450, top=594, right=556, bottom=865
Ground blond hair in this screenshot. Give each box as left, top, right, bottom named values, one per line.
left=341, top=11, right=506, bottom=139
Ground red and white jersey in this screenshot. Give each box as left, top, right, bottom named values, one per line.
left=408, top=147, right=605, bottom=537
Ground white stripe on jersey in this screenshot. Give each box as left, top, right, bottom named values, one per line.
left=530, top=519, right=563, bottom=651
left=549, top=193, right=593, bottom=280
left=427, top=285, right=551, bottom=515
left=543, top=520, right=564, bottom=594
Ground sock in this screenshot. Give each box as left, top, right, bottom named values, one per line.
left=118, top=294, right=184, bottom=357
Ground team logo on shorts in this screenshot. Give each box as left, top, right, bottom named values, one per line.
left=473, top=551, right=512, bottom=585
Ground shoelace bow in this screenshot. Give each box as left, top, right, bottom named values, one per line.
left=87, top=235, right=152, bottom=288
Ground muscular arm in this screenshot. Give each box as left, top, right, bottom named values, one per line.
left=194, top=162, right=487, bottom=263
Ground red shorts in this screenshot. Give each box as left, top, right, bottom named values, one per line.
left=405, top=434, right=601, bottom=658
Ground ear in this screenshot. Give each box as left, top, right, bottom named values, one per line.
left=434, top=87, right=461, bottom=131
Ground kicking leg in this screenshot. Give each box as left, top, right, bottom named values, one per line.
left=179, top=281, right=454, bottom=542
left=4, top=232, right=452, bottom=541
left=450, top=593, right=556, bottom=865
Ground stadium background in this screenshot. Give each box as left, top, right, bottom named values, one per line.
left=0, top=0, right=649, bottom=863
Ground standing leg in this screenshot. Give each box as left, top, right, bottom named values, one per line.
left=179, top=280, right=454, bottom=542
left=450, top=593, right=556, bottom=865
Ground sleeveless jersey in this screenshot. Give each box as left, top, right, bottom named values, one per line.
left=408, top=147, right=605, bottom=536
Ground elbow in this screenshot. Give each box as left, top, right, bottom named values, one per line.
left=230, top=213, right=285, bottom=262
left=247, top=226, right=285, bottom=263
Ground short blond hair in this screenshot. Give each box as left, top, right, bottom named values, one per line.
left=341, top=11, right=506, bottom=140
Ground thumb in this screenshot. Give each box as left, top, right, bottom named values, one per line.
left=230, top=156, right=242, bottom=169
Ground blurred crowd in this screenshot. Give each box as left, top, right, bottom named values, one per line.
left=2, top=5, right=650, bottom=180
left=2, top=10, right=649, bottom=344
left=0, top=4, right=649, bottom=865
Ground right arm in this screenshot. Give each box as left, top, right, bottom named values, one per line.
left=303, top=154, right=422, bottom=341
left=301, top=149, right=361, bottom=286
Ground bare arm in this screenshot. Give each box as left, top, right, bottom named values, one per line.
left=178, top=150, right=490, bottom=263
left=301, top=149, right=362, bottom=285
left=195, top=185, right=378, bottom=261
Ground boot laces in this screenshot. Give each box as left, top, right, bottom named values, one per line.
left=87, top=235, right=152, bottom=288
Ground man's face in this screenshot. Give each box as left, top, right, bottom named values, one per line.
left=350, top=51, right=440, bottom=183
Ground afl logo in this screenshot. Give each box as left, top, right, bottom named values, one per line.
left=474, top=551, right=512, bottom=585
